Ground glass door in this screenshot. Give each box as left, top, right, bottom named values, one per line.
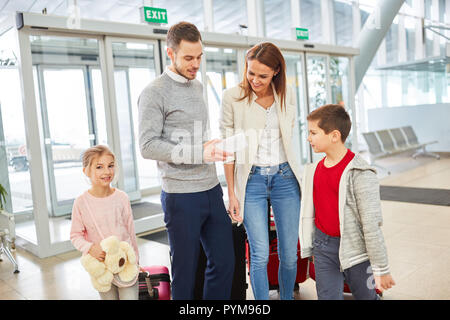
left=106, top=38, right=161, bottom=196
left=305, top=53, right=329, bottom=162
left=304, top=53, right=354, bottom=161
left=283, top=52, right=309, bottom=165
left=30, top=35, right=107, bottom=217
left=329, top=56, right=353, bottom=149
left=306, top=54, right=329, bottom=112
left=0, top=29, right=36, bottom=244
left=204, top=46, right=239, bottom=179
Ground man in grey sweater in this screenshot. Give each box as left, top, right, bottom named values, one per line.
left=138, top=22, right=235, bottom=300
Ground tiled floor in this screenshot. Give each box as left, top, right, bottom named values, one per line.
left=1, top=152, right=449, bottom=300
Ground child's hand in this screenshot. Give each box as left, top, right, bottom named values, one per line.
left=88, top=243, right=106, bottom=262
left=374, top=274, right=396, bottom=292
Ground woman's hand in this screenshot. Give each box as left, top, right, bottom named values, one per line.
left=88, top=243, right=106, bottom=262
left=227, top=194, right=243, bottom=223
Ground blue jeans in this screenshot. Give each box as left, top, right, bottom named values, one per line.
left=313, top=227, right=379, bottom=300
left=244, top=162, right=301, bottom=300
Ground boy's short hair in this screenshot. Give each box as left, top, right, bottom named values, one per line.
left=307, top=104, right=352, bottom=143
left=166, top=21, right=202, bottom=52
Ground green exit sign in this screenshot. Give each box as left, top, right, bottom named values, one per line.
left=296, top=28, right=309, bottom=40
left=142, top=7, right=168, bottom=24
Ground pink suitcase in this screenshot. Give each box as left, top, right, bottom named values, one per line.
left=138, top=266, right=171, bottom=300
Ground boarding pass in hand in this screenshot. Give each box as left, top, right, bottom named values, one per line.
left=215, top=132, right=247, bottom=153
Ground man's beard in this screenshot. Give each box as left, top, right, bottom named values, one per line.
left=173, top=60, right=197, bottom=80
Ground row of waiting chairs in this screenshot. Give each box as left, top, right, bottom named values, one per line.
left=362, top=125, right=440, bottom=174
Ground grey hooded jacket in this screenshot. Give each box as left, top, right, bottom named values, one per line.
left=299, top=153, right=391, bottom=276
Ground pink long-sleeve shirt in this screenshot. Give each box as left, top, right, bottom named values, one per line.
left=70, top=188, right=139, bottom=263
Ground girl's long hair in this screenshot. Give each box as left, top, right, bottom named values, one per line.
left=238, top=42, right=287, bottom=111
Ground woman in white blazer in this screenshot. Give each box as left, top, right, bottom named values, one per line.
left=219, top=42, right=301, bottom=300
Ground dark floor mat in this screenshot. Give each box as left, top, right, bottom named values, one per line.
left=66, top=201, right=163, bottom=220
left=380, top=186, right=450, bottom=206
left=131, top=201, right=163, bottom=220
left=139, top=230, right=169, bottom=245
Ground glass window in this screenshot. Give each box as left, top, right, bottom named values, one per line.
left=0, top=28, right=38, bottom=244
left=306, top=55, right=327, bottom=111
left=386, top=20, right=399, bottom=64
left=29, top=35, right=107, bottom=221
left=300, top=0, right=322, bottom=43
left=213, top=0, right=248, bottom=34
left=404, top=16, right=416, bottom=62
left=204, top=47, right=239, bottom=178
left=153, top=0, right=204, bottom=30
left=110, top=41, right=159, bottom=191
left=385, top=70, right=403, bottom=107
left=334, top=0, right=353, bottom=47
left=362, top=70, right=383, bottom=110
left=0, top=30, right=33, bottom=213
left=264, top=0, right=292, bottom=40
left=360, top=5, right=371, bottom=29
left=284, top=53, right=309, bottom=165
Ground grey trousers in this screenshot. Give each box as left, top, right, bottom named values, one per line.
left=98, top=281, right=139, bottom=300
left=312, top=227, right=379, bottom=300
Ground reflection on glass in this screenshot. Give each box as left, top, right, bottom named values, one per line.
left=213, top=0, right=248, bottom=34
left=205, top=47, right=239, bottom=178
left=153, top=0, right=204, bottom=30
left=0, top=28, right=37, bottom=244
left=307, top=55, right=327, bottom=111
left=300, top=0, right=322, bottom=43
left=43, top=68, right=91, bottom=204
left=265, top=0, right=292, bottom=40
left=111, top=42, right=158, bottom=191
left=334, top=0, right=353, bottom=47
left=330, top=56, right=352, bottom=148
left=284, top=54, right=309, bottom=165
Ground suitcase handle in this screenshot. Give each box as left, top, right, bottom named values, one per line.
left=143, top=271, right=159, bottom=299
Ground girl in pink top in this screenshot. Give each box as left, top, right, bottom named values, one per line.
left=70, top=145, right=140, bottom=300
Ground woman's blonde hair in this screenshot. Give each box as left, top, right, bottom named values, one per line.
left=82, top=145, right=116, bottom=171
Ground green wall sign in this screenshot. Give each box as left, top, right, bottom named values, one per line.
left=142, top=7, right=168, bottom=24
left=296, top=28, right=309, bottom=40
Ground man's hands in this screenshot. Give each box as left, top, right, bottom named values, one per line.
left=227, top=194, right=243, bottom=223
left=203, top=139, right=232, bottom=163
left=88, top=243, right=105, bottom=262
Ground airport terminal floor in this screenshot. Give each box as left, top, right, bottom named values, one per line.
left=1, top=152, right=449, bottom=300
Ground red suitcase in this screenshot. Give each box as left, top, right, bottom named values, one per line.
left=138, top=265, right=171, bottom=300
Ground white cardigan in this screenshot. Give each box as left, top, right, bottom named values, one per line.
left=219, top=83, right=302, bottom=221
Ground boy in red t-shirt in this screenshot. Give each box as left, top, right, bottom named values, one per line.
left=299, top=104, right=395, bottom=300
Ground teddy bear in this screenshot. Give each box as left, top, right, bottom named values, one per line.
left=81, top=235, right=138, bottom=292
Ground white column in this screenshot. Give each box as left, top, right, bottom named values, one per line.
left=398, top=14, right=407, bottom=62
left=291, top=0, right=301, bottom=40
left=413, top=0, right=425, bottom=60
left=203, top=0, right=214, bottom=32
